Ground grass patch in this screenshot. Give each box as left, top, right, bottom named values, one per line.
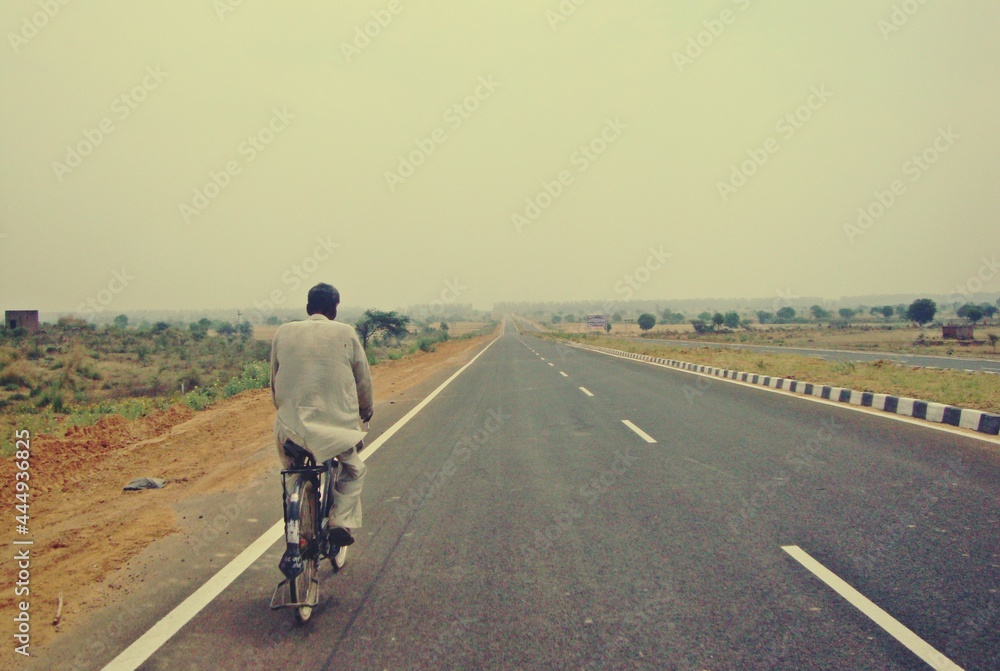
left=544, top=333, right=1000, bottom=414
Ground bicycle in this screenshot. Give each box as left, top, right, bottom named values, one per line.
left=269, top=439, right=347, bottom=623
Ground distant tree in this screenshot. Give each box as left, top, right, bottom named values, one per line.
left=962, top=305, right=985, bottom=324
left=810, top=305, right=831, bottom=321
left=838, top=308, right=856, bottom=321
left=776, top=307, right=796, bottom=322
left=355, top=309, right=411, bottom=348
left=988, top=333, right=999, bottom=352
left=611, top=312, right=622, bottom=322
left=711, top=313, right=725, bottom=330
left=216, top=321, right=235, bottom=337
left=265, top=315, right=280, bottom=325
left=881, top=305, right=894, bottom=319
left=906, top=298, right=936, bottom=326
left=113, top=314, right=128, bottom=330
left=550, top=314, right=562, bottom=324
left=698, top=311, right=713, bottom=322
left=605, top=321, right=612, bottom=333
left=637, top=313, right=656, bottom=331
left=189, top=321, right=208, bottom=340
left=980, top=304, right=998, bottom=321
left=152, top=321, right=171, bottom=334
left=237, top=321, right=253, bottom=340
left=723, top=311, right=740, bottom=329
left=440, top=321, right=449, bottom=331
left=690, top=319, right=710, bottom=334
left=565, top=314, right=576, bottom=323
left=756, top=311, right=774, bottom=324
left=659, top=308, right=685, bottom=325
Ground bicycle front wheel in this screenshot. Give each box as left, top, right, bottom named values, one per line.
left=289, top=476, right=319, bottom=623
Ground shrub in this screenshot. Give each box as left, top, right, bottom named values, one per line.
left=0, top=361, right=35, bottom=388
left=418, top=337, right=437, bottom=353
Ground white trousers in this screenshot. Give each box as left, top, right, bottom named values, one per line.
left=329, top=442, right=366, bottom=529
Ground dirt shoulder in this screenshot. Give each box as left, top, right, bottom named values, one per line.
left=0, top=331, right=496, bottom=656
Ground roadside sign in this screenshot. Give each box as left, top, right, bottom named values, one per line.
left=586, top=314, right=607, bottom=329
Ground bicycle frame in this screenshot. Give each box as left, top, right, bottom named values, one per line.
left=270, top=454, right=340, bottom=612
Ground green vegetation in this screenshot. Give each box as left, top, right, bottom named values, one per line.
left=637, top=313, right=656, bottom=331
left=0, top=318, right=269, bottom=456
left=906, top=298, right=936, bottom=326
left=355, top=309, right=411, bottom=349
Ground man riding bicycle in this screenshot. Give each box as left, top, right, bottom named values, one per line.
left=270, top=283, right=374, bottom=567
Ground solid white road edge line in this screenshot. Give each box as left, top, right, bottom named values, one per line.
left=101, top=333, right=503, bottom=671
left=580, top=387, right=594, bottom=397
left=559, top=371, right=568, bottom=377
left=781, top=545, right=965, bottom=671
left=622, top=419, right=657, bottom=444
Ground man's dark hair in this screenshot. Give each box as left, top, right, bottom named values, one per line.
left=306, top=283, right=340, bottom=315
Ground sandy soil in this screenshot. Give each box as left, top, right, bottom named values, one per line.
left=0, top=331, right=495, bottom=654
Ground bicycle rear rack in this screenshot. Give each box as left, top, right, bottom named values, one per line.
left=269, top=577, right=320, bottom=610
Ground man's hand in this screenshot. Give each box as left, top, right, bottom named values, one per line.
left=361, top=410, right=373, bottom=423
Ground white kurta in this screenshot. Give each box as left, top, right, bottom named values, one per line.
left=270, top=314, right=374, bottom=465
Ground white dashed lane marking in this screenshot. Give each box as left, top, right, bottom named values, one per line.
left=621, top=419, right=656, bottom=444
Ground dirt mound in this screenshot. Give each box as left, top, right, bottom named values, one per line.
left=0, top=404, right=195, bottom=497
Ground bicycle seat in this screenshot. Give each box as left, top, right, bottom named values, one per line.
left=282, top=439, right=313, bottom=465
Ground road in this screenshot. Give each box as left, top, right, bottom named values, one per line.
left=39, top=318, right=999, bottom=670
left=513, top=318, right=1000, bottom=373
left=620, top=337, right=1000, bottom=374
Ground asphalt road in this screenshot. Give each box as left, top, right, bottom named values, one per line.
left=41, top=318, right=999, bottom=670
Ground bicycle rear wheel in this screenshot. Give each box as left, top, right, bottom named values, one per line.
left=289, top=476, right=319, bottom=623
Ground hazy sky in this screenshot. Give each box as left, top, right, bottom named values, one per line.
left=2, top=1, right=998, bottom=316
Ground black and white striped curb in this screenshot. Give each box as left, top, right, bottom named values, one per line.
left=569, top=343, right=1000, bottom=436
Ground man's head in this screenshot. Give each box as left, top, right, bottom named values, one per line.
left=306, top=283, right=340, bottom=319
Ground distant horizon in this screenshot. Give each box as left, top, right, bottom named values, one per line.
left=14, top=289, right=1000, bottom=325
